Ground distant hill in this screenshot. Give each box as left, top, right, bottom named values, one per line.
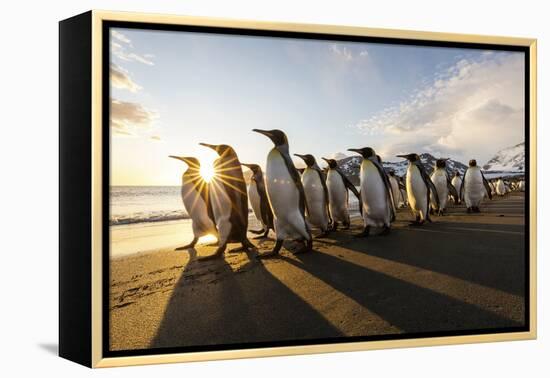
left=483, top=142, right=525, bottom=172
left=336, top=153, right=468, bottom=185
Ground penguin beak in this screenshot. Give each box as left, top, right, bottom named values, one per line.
left=252, top=129, right=272, bottom=138
left=294, top=153, right=306, bottom=161
left=321, top=157, right=330, bottom=163
left=240, top=163, right=252, bottom=169
left=169, top=155, right=185, bottom=162
left=199, top=142, right=217, bottom=151
left=347, top=148, right=361, bottom=154
left=396, top=154, right=408, bottom=159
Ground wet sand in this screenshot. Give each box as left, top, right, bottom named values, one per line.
left=109, top=193, right=526, bottom=351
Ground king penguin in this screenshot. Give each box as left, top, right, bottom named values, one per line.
left=460, top=159, right=493, bottom=213
left=387, top=169, right=406, bottom=209
left=451, top=171, right=463, bottom=203
left=430, top=158, right=459, bottom=215
left=294, top=153, right=331, bottom=237
left=348, top=147, right=395, bottom=237
left=241, top=163, right=274, bottom=238
left=495, top=177, right=506, bottom=196
left=168, top=156, right=218, bottom=249
left=198, top=143, right=256, bottom=259
left=321, top=157, right=361, bottom=230
left=252, top=129, right=312, bottom=257
left=396, top=153, right=440, bottom=225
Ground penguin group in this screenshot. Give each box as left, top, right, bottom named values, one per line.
left=170, top=129, right=521, bottom=260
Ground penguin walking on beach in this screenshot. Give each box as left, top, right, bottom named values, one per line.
left=460, top=159, right=493, bottom=213
left=321, top=157, right=362, bottom=230
left=451, top=171, right=463, bottom=203
left=252, top=129, right=312, bottom=258
left=241, top=163, right=274, bottom=238
left=396, top=153, right=439, bottom=225
left=198, top=143, right=256, bottom=260
left=430, top=158, right=459, bottom=215
left=348, top=147, right=395, bottom=237
left=387, top=170, right=405, bottom=209
left=294, top=154, right=331, bottom=237
left=168, top=156, right=218, bottom=249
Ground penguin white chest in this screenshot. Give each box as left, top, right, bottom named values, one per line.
left=326, top=170, right=348, bottom=221
left=406, top=164, right=428, bottom=215
left=181, top=177, right=216, bottom=237
left=430, top=169, right=448, bottom=209
left=302, top=168, right=329, bottom=228
left=452, top=176, right=462, bottom=194
left=464, top=168, right=484, bottom=207
left=265, top=149, right=309, bottom=240
left=248, top=180, right=263, bottom=224
left=359, top=160, right=389, bottom=225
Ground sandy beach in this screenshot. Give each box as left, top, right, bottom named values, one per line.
left=109, top=193, right=526, bottom=351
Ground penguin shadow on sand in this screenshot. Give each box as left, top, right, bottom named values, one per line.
left=278, top=250, right=524, bottom=333
left=150, top=244, right=342, bottom=349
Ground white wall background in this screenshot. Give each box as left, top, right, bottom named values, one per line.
left=0, top=0, right=547, bottom=376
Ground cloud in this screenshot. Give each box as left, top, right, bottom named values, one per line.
left=353, top=53, right=524, bottom=163
left=110, top=30, right=154, bottom=66
left=110, top=99, right=158, bottom=136
left=110, top=63, right=142, bottom=92
left=329, top=44, right=368, bottom=62
left=111, top=30, right=132, bottom=45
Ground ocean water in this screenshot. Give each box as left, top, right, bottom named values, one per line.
left=110, top=185, right=361, bottom=226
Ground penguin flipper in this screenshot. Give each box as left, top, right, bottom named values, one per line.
left=446, top=176, right=459, bottom=204
left=315, top=168, right=332, bottom=225
left=480, top=171, right=493, bottom=200
left=336, top=168, right=362, bottom=215
left=416, top=161, right=440, bottom=215
left=257, top=177, right=274, bottom=229
left=278, top=147, right=309, bottom=222
left=370, top=158, right=396, bottom=222
left=460, top=170, right=467, bottom=201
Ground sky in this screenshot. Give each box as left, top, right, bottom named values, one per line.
left=109, top=27, right=525, bottom=186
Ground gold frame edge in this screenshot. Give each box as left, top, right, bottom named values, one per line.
left=89, top=10, right=537, bottom=368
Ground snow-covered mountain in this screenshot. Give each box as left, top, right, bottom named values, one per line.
left=336, top=153, right=468, bottom=185
left=483, top=142, right=525, bottom=172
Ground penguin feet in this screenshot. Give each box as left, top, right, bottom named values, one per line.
left=379, top=225, right=391, bottom=236
left=473, top=207, right=481, bottom=213
left=409, top=220, right=425, bottom=227
left=315, top=230, right=330, bottom=238
left=175, top=238, right=198, bottom=251
left=467, top=207, right=473, bottom=213
left=257, top=239, right=283, bottom=259
left=354, top=226, right=370, bottom=238
left=249, top=229, right=265, bottom=235
left=294, top=239, right=313, bottom=254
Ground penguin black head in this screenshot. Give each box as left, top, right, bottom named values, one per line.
left=469, top=159, right=477, bottom=167
left=322, top=157, right=338, bottom=169
left=454, top=171, right=460, bottom=177
left=347, top=147, right=376, bottom=159
left=199, top=143, right=237, bottom=158
left=294, top=153, right=317, bottom=168
left=396, top=153, right=420, bottom=162
left=436, top=158, right=448, bottom=168
left=388, top=169, right=396, bottom=176
left=252, top=129, right=288, bottom=147
left=241, top=163, right=261, bottom=175
left=168, top=155, right=200, bottom=169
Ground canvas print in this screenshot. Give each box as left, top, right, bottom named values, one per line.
left=107, top=26, right=527, bottom=354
